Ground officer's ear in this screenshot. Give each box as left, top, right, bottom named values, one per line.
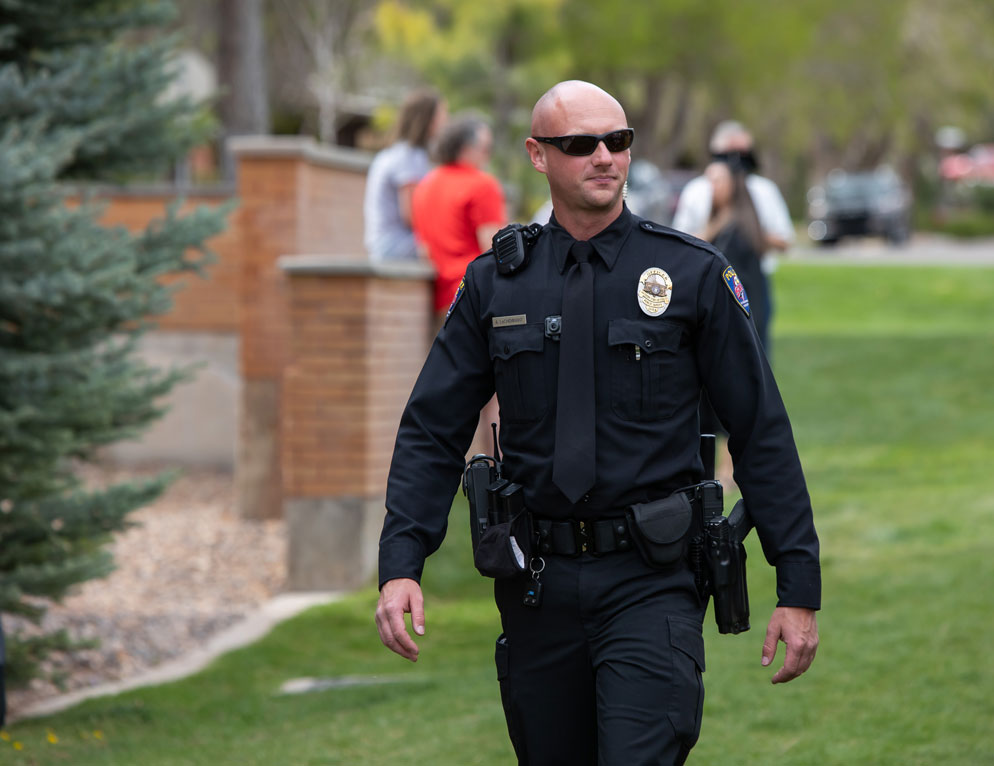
left=525, top=137, right=548, bottom=175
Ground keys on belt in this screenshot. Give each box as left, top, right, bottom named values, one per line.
left=533, top=516, right=633, bottom=557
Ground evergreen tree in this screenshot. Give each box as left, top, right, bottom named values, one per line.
left=0, top=0, right=228, bottom=687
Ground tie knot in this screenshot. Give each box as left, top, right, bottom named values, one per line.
left=569, top=240, right=594, bottom=265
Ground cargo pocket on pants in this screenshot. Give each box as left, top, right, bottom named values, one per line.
left=495, top=633, right=524, bottom=761
left=665, top=615, right=706, bottom=758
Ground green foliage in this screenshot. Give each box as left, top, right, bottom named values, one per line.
left=370, top=0, right=994, bottom=215
left=3, top=629, right=96, bottom=689
left=5, top=262, right=994, bottom=764
left=374, top=0, right=569, bottom=211
left=0, top=0, right=229, bottom=684
left=919, top=209, right=994, bottom=238
left=968, top=183, right=994, bottom=213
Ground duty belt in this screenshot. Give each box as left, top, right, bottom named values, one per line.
left=532, top=487, right=701, bottom=558
left=532, top=516, right=633, bottom=557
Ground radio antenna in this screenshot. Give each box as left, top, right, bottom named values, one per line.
left=491, top=422, right=502, bottom=466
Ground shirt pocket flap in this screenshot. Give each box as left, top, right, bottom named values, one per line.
left=668, top=615, right=706, bottom=672
left=490, top=323, right=545, bottom=361
left=607, top=318, right=682, bottom=354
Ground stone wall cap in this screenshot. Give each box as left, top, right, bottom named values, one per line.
left=279, top=255, right=435, bottom=280
left=228, top=136, right=373, bottom=172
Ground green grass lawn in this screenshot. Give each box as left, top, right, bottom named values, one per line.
left=5, top=261, right=994, bottom=765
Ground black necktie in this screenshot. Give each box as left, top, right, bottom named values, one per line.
left=553, top=240, right=596, bottom=504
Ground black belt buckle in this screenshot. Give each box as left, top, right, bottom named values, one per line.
left=575, top=520, right=590, bottom=555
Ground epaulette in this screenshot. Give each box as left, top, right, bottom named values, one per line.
left=635, top=218, right=723, bottom=258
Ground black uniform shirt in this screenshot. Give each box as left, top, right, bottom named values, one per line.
left=379, top=205, right=820, bottom=608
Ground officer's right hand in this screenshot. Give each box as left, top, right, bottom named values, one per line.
left=375, top=578, right=425, bottom=662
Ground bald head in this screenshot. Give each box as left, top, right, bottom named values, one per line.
left=525, top=81, right=631, bottom=239
left=531, top=80, right=626, bottom=137
left=710, top=120, right=753, bottom=153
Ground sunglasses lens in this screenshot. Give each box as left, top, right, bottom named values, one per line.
left=604, top=130, right=633, bottom=152
left=560, top=135, right=598, bottom=155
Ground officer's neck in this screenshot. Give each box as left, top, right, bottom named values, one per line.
left=552, top=199, right=624, bottom=242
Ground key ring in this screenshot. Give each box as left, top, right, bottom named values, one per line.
left=529, top=557, right=546, bottom=577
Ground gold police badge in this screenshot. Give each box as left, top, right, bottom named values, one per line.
left=637, top=267, right=673, bottom=317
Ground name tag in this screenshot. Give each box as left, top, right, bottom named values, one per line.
left=492, top=314, right=527, bottom=328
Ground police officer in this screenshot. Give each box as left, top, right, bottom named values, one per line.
left=375, top=81, right=820, bottom=765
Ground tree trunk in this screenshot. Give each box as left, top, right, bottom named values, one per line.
left=218, top=0, right=270, bottom=178
left=658, top=78, right=692, bottom=169
left=491, top=29, right=516, bottom=182
left=629, top=73, right=666, bottom=165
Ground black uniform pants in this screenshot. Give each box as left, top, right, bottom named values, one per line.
left=494, top=550, right=706, bottom=766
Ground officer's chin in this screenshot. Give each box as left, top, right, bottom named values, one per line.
left=582, top=186, right=624, bottom=211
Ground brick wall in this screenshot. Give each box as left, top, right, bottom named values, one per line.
left=280, top=258, right=434, bottom=588
left=280, top=260, right=433, bottom=498
left=229, top=137, right=378, bottom=520
left=222, top=138, right=373, bottom=380
left=84, top=138, right=437, bottom=587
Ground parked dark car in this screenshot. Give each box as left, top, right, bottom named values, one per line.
left=806, top=166, right=911, bottom=245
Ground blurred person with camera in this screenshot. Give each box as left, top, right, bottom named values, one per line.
left=673, top=120, right=794, bottom=259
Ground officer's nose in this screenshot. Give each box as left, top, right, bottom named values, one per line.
left=589, top=138, right=615, bottom=165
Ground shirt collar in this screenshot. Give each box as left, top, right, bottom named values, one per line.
left=549, top=204, right=635, bottom=273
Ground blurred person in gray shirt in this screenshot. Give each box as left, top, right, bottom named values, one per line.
left=364, top=89, right=448, bottom=262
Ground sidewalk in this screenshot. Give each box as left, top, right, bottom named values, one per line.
left=789, top=233, right=994, bottom=266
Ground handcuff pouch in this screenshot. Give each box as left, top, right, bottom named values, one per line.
left=627, top=492, right=694, bottom=568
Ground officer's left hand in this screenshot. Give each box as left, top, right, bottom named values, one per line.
left=761, top=606, right=818, bottom=684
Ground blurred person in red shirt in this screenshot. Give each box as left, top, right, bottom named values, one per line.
left=413, top=114, right=507, bottom=454
left=412, top=114, right=507, bottom=322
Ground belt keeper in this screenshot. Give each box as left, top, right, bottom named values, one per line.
left=592, top=519, right=613, bottom=554
left=551, top=521, right=579, bottom=556
left=536, top=519, right=553, bottom=555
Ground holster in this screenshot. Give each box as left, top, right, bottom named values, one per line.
left=703, top=498, right=752, bottom=634
left=629, top=483, right=752, bottom=635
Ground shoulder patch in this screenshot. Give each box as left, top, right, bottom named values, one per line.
left=445, top=277, right=466, bottom=321
left=722, top=266, right=751, bottom=316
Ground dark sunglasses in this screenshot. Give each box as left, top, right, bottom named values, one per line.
left=531, top=128, right=634, bottom=156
